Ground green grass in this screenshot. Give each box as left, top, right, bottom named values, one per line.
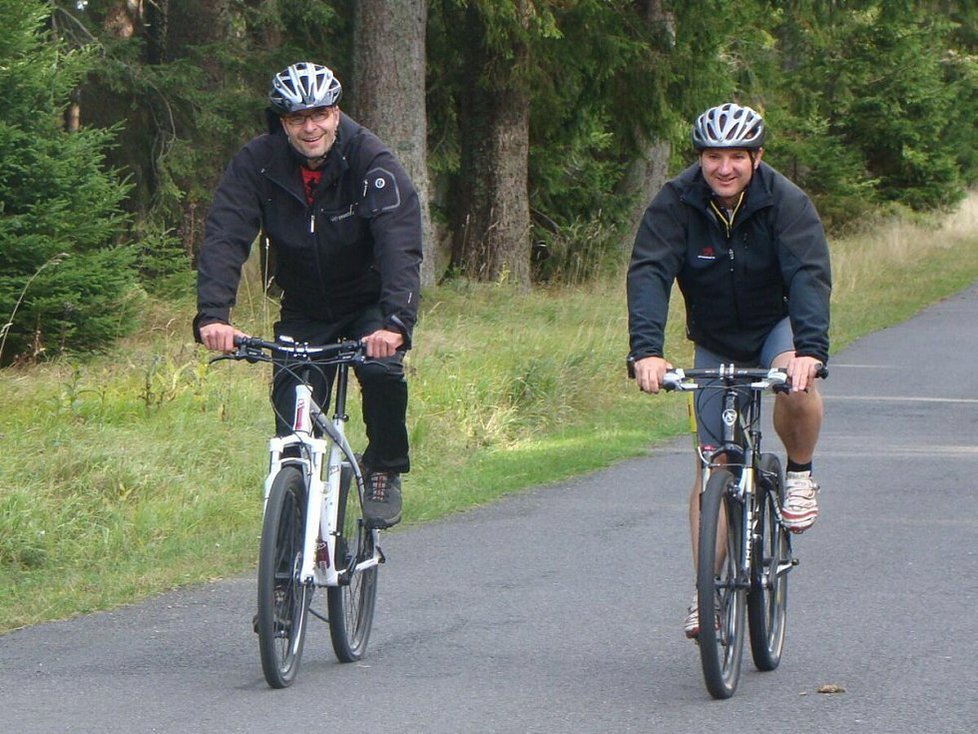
left=3, top=196, right=978, bottom=632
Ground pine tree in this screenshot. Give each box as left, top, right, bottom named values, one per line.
left=0, top=0, right=138, bottom=364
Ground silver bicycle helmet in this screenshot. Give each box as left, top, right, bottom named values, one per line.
left=268, top=62, right=343, bottom=114
left=691, top=103, right=765, bottom=150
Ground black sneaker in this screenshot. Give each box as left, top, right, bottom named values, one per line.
left=363, top=471, right=402, bottom=529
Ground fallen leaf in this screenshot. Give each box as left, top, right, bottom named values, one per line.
left=817, top=684, right=846, bottom=694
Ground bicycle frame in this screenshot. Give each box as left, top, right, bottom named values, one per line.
left=277, top=381, right=375, bottom=587
left=256, top=348, right=382, bottom=588
left=700, top=382, right=761, bottom=588
left=671, top=366, right=792, bottom=583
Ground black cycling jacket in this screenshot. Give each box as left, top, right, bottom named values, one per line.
left=627, top=161, right=831, bottom=364
left=194, top=113, right=422, bottom=345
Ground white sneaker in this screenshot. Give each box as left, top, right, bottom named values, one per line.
left=684, top=593, right=700, bottom=639
left=783, top=471, right=819, bottom=533
left=683, top=591, right=719, bottom=640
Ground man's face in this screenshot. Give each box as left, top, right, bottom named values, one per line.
left=699, top=147, right=763, bottom=203
left=280, top=106, right=340, bottom=161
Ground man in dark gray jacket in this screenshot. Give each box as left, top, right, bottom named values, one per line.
left=195, top=62, right=423, bottom=529
left=626, top=103, right=831, bottom=639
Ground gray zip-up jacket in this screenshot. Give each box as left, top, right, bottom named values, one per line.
left=627, top=161, right=831, bottom=364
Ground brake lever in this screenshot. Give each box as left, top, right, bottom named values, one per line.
left=207, top=344, right=266, bottom=365
left=661, top=372, right=684, bottom=392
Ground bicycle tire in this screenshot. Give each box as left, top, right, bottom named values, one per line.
left=327, top=462, right=378, bottom=662
left=748, top=453, right=789, bottom=671
left=257, top=465, right=311, bottom=688
left=697, top=468, right=746, bottom=699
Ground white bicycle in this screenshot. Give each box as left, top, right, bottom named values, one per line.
left=215, top=336, right=383, bottom=688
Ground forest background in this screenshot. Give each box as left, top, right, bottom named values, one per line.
left=3, top=0, right=978, bottom=628
left=4, top=0, right=978, bottom=360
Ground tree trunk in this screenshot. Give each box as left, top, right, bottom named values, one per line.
left=352, top=0, right=436, bottom=288
left=449, top=4, right=531, bottom=287
left=617, top=0, right=675, bottom=252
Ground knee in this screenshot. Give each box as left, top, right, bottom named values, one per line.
left=776, top=387, right=822, bottom=418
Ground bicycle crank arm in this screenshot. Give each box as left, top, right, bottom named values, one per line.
left=336, top=545, right=385, bottom=585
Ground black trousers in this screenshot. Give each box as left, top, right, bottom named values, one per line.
left=271, top=306, right=410, bottom=473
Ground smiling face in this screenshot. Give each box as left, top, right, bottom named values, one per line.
left=280, top=106, right=340, bottom=164
left=699, top=147, right=763, bottom=207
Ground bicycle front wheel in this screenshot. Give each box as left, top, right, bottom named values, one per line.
left=697, top=468, right=746, bottom=699
left=327, top=463, right=378, bottom=662
left=257, top=466, right=311, bottom=688
left=748, top=453, right=789, bottom=671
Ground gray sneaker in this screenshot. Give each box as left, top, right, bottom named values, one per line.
left=363, top=471, right=402, bottom=529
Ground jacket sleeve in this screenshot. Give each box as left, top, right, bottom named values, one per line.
left=773, top=185, right=832, bottom=363
left=627, top=185, right=686, bottom=360
left=193, top=145, right=264, bottom=340
left=356, top=146, right=423, bottom=347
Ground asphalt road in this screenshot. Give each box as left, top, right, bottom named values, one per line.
left=3, top=282, right=978, bottom=733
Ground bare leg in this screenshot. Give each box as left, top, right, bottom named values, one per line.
left=771, top=351, right=823, bottom=464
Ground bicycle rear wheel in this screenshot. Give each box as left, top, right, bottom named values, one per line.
left=697, top=468, right=746, bottom=699
left=748, top=453, right=789, bottom=671
left=257, top=465, right=311, bottom=688
left=327, top=462, right=378, bottom=662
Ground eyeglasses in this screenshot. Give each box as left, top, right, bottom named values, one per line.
left=282, top=108, right=334, bottom=127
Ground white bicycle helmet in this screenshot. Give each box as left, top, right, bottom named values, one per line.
left=691, top=103, right=765, bottom=150
left=268, top=62, right=343, bottom=114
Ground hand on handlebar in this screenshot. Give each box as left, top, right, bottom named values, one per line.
left=200, top=322, right=249, bottom=354
left=362, top=329, right=403, bottom=359
left=783, top=355, right=825, bottom=393
left=632, top=355, right=672, bottom=394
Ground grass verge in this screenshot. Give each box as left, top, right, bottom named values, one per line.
left=2, top=196, right=978, bottom=632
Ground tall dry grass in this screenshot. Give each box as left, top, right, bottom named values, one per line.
left=829, top=196, right=978, bottom=349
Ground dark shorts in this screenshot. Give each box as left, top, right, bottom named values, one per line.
left=692, top=317, right=794, bottom=448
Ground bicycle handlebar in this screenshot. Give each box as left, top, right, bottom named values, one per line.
left=210, top=336, right=366, bottom=366
left=661, top=364, right=828, bottom=393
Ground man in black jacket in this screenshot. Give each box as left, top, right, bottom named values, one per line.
left=194, top=62, right=423, bottom=529
left=626, top=103, right=831, bottom=638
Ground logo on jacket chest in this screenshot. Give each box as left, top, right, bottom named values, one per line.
left=697, top=246, right=718, bottom=261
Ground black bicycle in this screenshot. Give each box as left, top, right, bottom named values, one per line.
left=213, top=336, right=382, bottom=688
left=663, top=365, right=825, bottom=699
